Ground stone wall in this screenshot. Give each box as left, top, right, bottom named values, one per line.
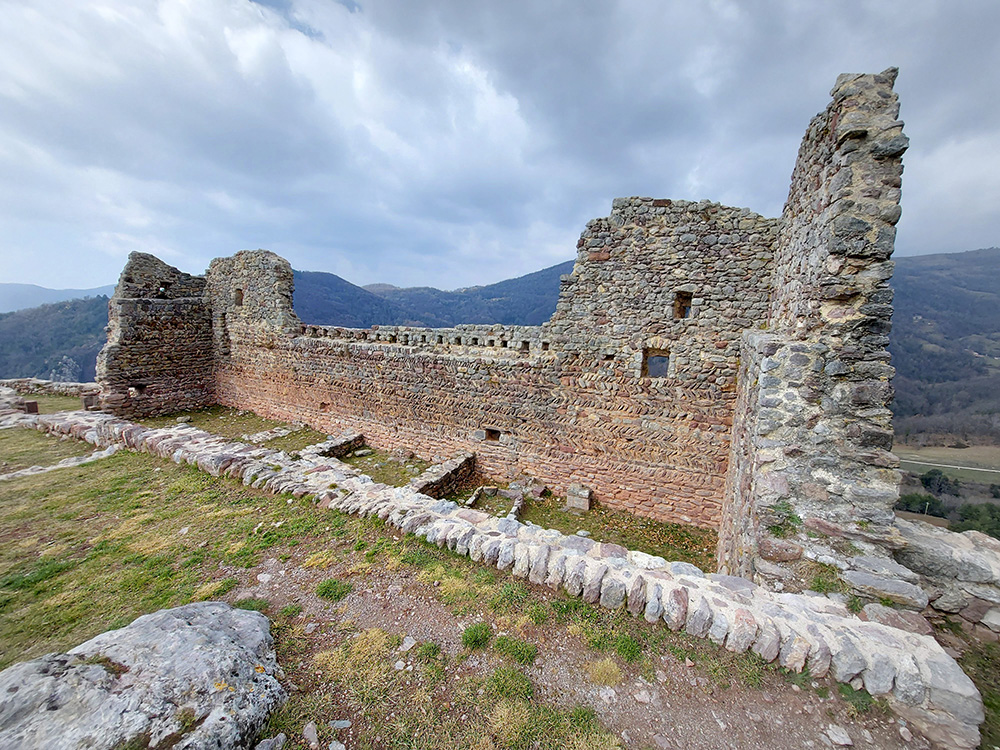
left=200, top=201, right=774, bottom=527
left=97, top=253, right=214, bottom=418
left=717, top=69, right=908, bottom=581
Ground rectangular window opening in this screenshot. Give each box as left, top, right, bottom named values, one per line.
left=484, top=428, right=502, bottom=442
left=674, top=291, right=693, bottom=319
left=642, top=348, right=670, bottom=378
left=500, top=340, right=508, bottom=348
left=520, top=341, right=530, bottom=352
left=234, top=288, right=243, bottom=306
left=541, top=342, right=550, bottom=351
left=437, top=335, right=444, bottom=344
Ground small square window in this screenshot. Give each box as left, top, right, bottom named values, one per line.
left=484, top=428, right=501, bottom=442
left=642, top=348, right=670, bottom=378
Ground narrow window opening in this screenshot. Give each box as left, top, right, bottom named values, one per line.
left=421, top=335, right=427, bottom=343
left=500, top=340, right=508, bottom=348
left=488, top=339, right=495, bottom=347
left=520, top=341, right=530, bottom=352
left=642, top=348, right=671, bottom=378
left=454, top=337, right=462, bottom=345
left=484, top=428, right=501, bottom=442
left=437, top=335, right=444, bottom=344
left=674, top=291, right=693, bottom=319
left=604, top=354, right=614, bottom=361
left=541, top=342, right=550, bottom=351
left=471, top=337, right=479, bottom=345
left=234, top=288, right=244, bottom=307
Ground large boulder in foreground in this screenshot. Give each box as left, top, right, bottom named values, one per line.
left=0, top=602, right=286, bottom=749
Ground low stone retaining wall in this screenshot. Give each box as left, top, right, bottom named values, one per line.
left=3, top=408, right=982, bottom=748
left=408, top=453, right=476, bottom=499
left=0, top=378, right=100, bottom=398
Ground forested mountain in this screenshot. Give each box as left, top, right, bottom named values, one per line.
left=0, top=296, right=108, bottom=381
left=890, top=247, right=1000, bottom=440
left=361, top=260, right=574, bottom=327
left=2, top=249, right=998, bottom=442
left=0, top=283, right=115, bottom=313
left=292, top=270, right=414, bottom=328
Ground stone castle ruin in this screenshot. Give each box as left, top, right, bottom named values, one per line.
left=97, top=69, right=907, bottom=586
left=6, top=68, right=994, bottom=747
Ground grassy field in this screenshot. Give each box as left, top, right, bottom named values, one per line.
left=0, top=428, right=93, bottom=474
left=139, top=405, right=330, bottom=453
left=466, top=490, right=717, bottom=572
left=25, top=393, right=86, bottom=414
left=895, top=444, right=1000, bottom=485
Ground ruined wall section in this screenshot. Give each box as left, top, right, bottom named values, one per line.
left=208, top=202, right=774, bottom=527
left=719, top=69, right=908, bottom=580
left=97, top=252, right=214, bottom=418
left=549, top=198, right=776, bottom=387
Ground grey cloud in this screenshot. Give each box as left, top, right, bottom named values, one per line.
left=0, top=0, right=998, bottom=292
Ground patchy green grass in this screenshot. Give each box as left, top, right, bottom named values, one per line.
left=342, top=447, right=430, bottom=488
left=235, top=597, right=270, bottom=612
left=135, top=407, right=326, bottom=453
left=266, top=628, right=618, bottom=750
left=316, top=578, right=353, bottom=602
left=464, top=486, right=717, bottom=571
left=837, top=682, right=878, bottom=717
left=960, top=640, right=1000, bottom=748
left=493, top=635, right=537, bottom=664
left=462, top=622, right=492, bottom=650
left=0, top=427, right=627, bottom=750
left=0, top=449, right=334, bottom=668
left=24, top=393, right=86, bottom=413
left=261, top=428, right=331, bottom=454
left=139, top=405, right=280, bottom=437
left=0, top=428, right=94, bottom=474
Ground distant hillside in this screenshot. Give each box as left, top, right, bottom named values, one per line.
left=0, top=296, right=109, bottom=381
left=293, top=270, right=415, bottom=327
left=0, top=283, right=115, bottom=313
left=363, top=260, right=574, bottom=327
left=890, top=248, right=1000, bottom=441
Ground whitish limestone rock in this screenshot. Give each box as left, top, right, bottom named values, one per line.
left=0, top=602, right=286, bottom=750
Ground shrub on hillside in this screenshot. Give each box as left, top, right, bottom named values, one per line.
left=894, top=493, right=948, bottom=518
left=952, top=503, right=1000, bottom=540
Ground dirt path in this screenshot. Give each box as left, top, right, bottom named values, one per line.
left=230, top=548, right=924, bottom=750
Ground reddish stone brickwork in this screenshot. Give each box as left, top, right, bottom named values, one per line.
left=202, top=196, right=776, bottom=529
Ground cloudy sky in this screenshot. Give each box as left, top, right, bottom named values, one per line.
left=1, top=0, right=998, bottom=291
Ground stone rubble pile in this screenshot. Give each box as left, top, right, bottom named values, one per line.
left=6, top=407, right=984, bottom=749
